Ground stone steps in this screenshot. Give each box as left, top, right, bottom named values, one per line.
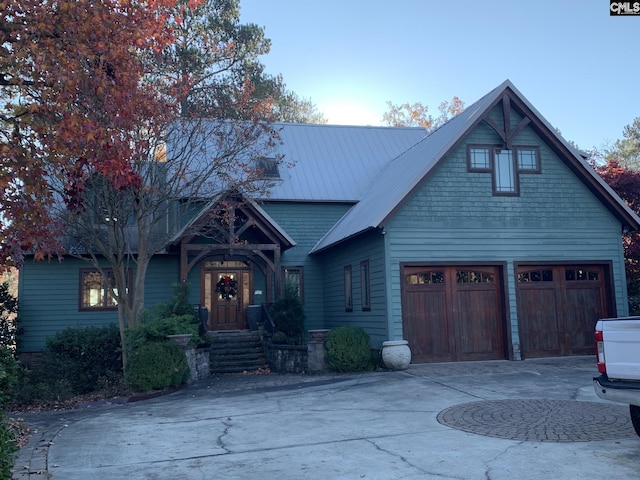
left=208, top=330, right=269, bottom=373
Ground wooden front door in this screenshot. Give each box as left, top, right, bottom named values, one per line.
left=202, top=262, right=251, bottom=331
left=402, top=265, right=506, bottom=363
left=517, top=265, right=610, bottom=358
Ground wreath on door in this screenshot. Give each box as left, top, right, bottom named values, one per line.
left=216, top=275, right=237, bottom=300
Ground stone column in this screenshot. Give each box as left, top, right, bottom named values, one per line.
left=307, top=329, right=330, bottom=373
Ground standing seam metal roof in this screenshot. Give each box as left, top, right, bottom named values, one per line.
left=309, top=80, right=640, bottom=253
left=265, top=123, right=427, bottom=202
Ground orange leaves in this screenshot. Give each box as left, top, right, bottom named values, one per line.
left=1, top=0, right=185, bottom=265
left=382, top=96, right=465, bottom=131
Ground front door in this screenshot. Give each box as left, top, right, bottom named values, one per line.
left=202, top=261, right=251, bottom=331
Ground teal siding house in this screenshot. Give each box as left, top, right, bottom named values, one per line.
left=17, top=80, right=640, bottom=362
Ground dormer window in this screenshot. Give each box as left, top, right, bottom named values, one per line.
left=467, top=145, right=540, bottom=196
left=254, top=157, right=279, bottom=178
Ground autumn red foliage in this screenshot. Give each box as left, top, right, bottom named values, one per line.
left=595, top=160, right=640, bottom=304
left=0, top=0, right=196, bottom=265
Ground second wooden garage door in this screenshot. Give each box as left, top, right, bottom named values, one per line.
left=401, top=265, right=507, bottom=363
left=517, top=265, right=611, bottom=358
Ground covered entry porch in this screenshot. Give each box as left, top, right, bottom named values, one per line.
left=169, top=191, right=296, bottom=332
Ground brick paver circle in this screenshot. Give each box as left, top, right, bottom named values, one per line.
left=437, top=399, right=637, bottom=442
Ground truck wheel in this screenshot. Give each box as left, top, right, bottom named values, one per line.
left=631, top=405, right=640, bottom=437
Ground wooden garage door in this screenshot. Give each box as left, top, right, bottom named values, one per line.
left=517, top=265, right=609, bottom=358
left=402, top=266, right=506, bottom=363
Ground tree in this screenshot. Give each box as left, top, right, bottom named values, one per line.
left=271, top=87, right=327, bottom=124
left=605, top=117, right=640, bottom=170
left=2, top=1, right=323, bottom=369
left=2, top=0, right=289, bottom=367
left=594, top=160, right=640, bottom=307
left=1, top=0, right=181, bottom=267
left=153, top=0, right=324, bottom=123
left=382, top=96, right=464, bottom=131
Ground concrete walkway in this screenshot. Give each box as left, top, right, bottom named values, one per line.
left=10, top=356, right=640, bottom=479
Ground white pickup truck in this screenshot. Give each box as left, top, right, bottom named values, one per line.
left=593, top=317, right=640, bottom=436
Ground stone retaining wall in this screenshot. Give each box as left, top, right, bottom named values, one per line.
left=183, top=346, right=211, bottom=383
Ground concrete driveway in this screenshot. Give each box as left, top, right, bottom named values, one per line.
left=12, top=356, right=640, bottom=479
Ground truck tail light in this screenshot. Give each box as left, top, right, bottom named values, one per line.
left=595, top=329, right=606, bottom=374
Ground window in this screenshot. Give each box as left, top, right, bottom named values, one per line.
left=493, top=148, right=517, bottom=194
left=283, top=266, right=304, bottom=301
left=360, top=260, right=371, bottom=311
left=518, top=269, right=553, bottom=282
left=467, top=144, right=541, bottom=196
left=565, top=269, right=599, bottom=281
left=254, top=157, right=279, bottom=178
left=344, top=265, right=353, bottom=312
left=456, top=270, right=495, bottom=283
left=468, top=146, right=491, bottom=171
left=79, top=268, right=126, bottom=310
left=405, top=271, right=445, bottom=284
left=517, top=147, right=540, bottom=172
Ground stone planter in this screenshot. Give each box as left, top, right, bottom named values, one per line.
left=381, top=340, right=411, bottom=370
left=166, top=334, right=193, bottom=348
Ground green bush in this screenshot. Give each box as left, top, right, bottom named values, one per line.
left=152, top=283, right=197, bottom=318
left=128, top=284, right=204, bottom=351
left=0, top=412, right=16, bottom=480
left=270, top=331, right=289, bottom=345
left=0, top=348, right=20, bottom=408
left=124, top=342, right=189, bottom=392
left=325, top=326, right=372, bottom=372
left=12, top=359, right=75, bottom=406
left=125, top=314, right=199, bottom=352
left=269, top=281, right=305, bottom=344
left=45, top=324, right=122, bottom=394
left=0, top=282, right=17, bottom=350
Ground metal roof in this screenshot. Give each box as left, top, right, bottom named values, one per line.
left=310, top=80, right=640, bottom=253
left=167, top=80, right=640, bottom=255
left=265, top=124, right=427, bottom=201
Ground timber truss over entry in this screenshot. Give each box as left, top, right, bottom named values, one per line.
left=169, top=191, right=296, bottom=299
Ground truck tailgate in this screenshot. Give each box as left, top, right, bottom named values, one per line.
left=598, top=318, right=640, bottom=381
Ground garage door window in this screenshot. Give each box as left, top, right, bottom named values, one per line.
left=405, top=271, right=444, bottom=284
left=565, top=269, right=599, bottom=281
left=518, top=269, right=553, bottom=282
left=456, top=270, right=494, bottom=283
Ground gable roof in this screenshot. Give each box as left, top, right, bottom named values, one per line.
left=309, top=80, right=640, bottom=253
left=169, top=191, right=296, bottom=249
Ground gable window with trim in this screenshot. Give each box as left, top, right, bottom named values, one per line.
left=467, top=145, right=540, bottom=196
left=360, top=260, right=371, bottom=311
left=282, top=266, right=304, bottom=302
left=344, top=265, right=353, bottom=312
left=79, top=268, right=127, bottom=310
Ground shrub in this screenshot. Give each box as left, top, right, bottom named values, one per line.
left=270, top=331, right=289, bottom=345
left=12, top=358, right=75, bottom=405
left=129, top=284, right=204, bottom=351
left=151, top=283, right=198, bottom=319
left=45, top=324, right=122, bottom=394
left=325, top=326, right=372, bottom=372
left=124, top=342, right=189, bottom=392
left=269, top=281, right=305, bottom=344
left=125, top=314, right=199, bottom=352
left=0, top=281, right=18, bottom=350
left=0, top=348, right=20, bottom=407
left=0, top=412, right=16, bottom=480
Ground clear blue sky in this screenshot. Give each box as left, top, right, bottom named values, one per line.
left=240, top=0, right=640, bottom=150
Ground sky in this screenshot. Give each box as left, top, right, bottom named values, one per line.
left=240, top=0, right=640, bottom=151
